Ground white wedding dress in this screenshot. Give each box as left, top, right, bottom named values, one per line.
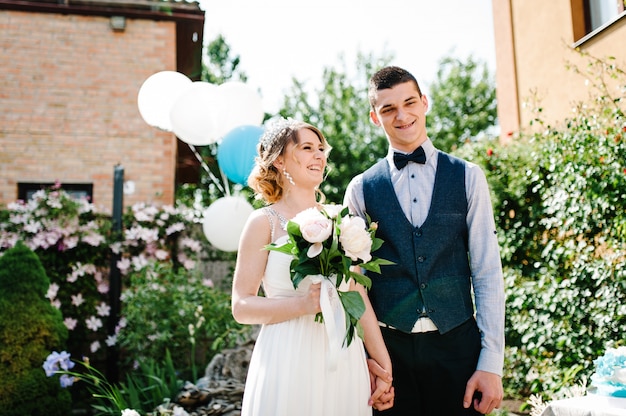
left=241, top=233, right=372, bottom=416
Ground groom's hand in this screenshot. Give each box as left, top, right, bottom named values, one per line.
left=367, top=358, right=394, bottom=410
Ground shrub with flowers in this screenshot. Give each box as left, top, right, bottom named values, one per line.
left=266, top=205, right=392, bottom=346
left=0, top=183, right=241, bottom=399
left=0, top=183, right=112, bottom=360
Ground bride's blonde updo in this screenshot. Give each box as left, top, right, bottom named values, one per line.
left=248, top=118, right=329, bottom=204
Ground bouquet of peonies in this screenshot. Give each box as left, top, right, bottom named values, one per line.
left=590, top=346, right=626, bottom=397
left=266, top=205, right=392, bottom=348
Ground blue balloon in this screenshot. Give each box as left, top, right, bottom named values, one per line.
left=217, top=125, right=264, bottom=185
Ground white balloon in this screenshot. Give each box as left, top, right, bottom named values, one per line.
left=137, top=71, right=192, bottom=131
left=170, top=81, right=220, bottom=146
left=213, top=82, right=264, bottom=139
left=202, top=196, right=254, bottom=252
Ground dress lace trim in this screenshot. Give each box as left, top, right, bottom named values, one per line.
left=263, top=207, right=288, bottom=243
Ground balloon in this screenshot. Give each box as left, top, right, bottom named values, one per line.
left=202, top=196, right=254, bottom=252
left=169, top=81, right=221, bottom=146
left=217, top=125, right=264, bottom=185
left=213, top=81, right=264, bottom=139
left=137, top=71, right=192, bottom=131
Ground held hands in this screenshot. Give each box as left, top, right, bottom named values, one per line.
left=463, top=370, right=503, bottom=415
left=367, top=358, right=395, bottom=411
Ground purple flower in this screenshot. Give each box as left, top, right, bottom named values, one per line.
left=59, top=374, right=75, bottom=388
left=42, top=351, right=75, bottom=377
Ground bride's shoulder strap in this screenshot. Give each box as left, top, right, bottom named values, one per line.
left=262, top=206, right=277, bottom=243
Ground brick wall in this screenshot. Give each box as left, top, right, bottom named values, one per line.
left=0, top=9, right=179, bottom=212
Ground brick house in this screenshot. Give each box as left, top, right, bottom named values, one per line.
left=0, top=0, right=204, bottom=212
left=492, top=0, right=625, bottom=140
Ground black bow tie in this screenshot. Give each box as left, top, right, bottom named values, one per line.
left=393, top=146, right=426, bottom=169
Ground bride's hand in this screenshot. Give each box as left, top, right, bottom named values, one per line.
left=302, top=281, right=321, bottom=315
left=367, top=358, right=394, bottom=410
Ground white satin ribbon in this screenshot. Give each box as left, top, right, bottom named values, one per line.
left=309, top=274, right=346, bottom=371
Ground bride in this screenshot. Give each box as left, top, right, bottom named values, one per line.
left=231, top=118, right=394, bottom=415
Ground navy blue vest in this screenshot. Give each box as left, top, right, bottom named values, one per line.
left=362, top=152, right=473, bottom=334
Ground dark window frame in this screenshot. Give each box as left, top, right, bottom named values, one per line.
left=17, top=182, right=94, bottom=202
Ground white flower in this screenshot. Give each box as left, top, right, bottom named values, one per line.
left=97, top=281, right=109, bottom=294
left=46, top=283, right=60, bottom=300
left=323, top=204, right=344, bottom=219
left=64, top=317, right=78, bottom=330
left=116, top=257, right=131, bottom=274
left=85, top=316, right=103, bottom=331
left=71, top=293, right=85, bottom=307
left=172, top=405, right=190, bottom=416
left=90, top=340, right=101, bottom=353
left=105, top=334, right=117, bottom=347
left=121, top=409, right=141, bottom=416
left=96, top=302, right=111, bottom=317
left=292, top=208, right=332, bottom=244
left=338, top=215, right=372, bottom=262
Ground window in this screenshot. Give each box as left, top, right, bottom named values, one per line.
left=18, top=182, right=94, bottom=202
left=571, top=0, right=625, bottom=42
left=585, top=0, right=624, bottom=32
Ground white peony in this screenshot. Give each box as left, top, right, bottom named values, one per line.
left=322, top=204, right=344, bottom=219
left=338, top=215, right=372, bottom=262
left=292, top=208, right=333, bottom=244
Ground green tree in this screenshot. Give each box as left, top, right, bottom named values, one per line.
left=427, top=55, right=497, bottom=152
left=202, top=34, right=248, bottom=85
left=278, top=52, right=393, bottom=203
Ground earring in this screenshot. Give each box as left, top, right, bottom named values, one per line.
left=282, top=168, right=295, bottom=186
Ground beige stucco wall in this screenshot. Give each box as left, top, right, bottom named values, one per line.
left=493, top=0, right=626, bottom=138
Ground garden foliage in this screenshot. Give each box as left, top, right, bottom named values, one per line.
left=454, top=53, right=626, bottom=398
left=0, top=182, right=250, bottom=411
left=117, top=261, right=249, bottom=381
left=0, top=241, right=72, bottom=416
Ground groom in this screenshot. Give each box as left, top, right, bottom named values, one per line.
left=345, top=65, right=505, bottom=415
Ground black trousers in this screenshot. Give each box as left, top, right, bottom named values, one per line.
left=374, top=318, right=482, bottom=416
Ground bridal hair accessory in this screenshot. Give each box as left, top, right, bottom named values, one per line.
left=282, top=168, right=295, bottom=186
left=259, top=117, right=298, bottom=152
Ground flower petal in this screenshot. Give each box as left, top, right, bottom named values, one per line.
left=307, top=242, right=323, bottom=258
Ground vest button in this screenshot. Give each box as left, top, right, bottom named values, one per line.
left=420, top=283, right=427, bottom=289
left=417, top=256, right=425, bottom=262
left=416, top=230, right=422, bottom=237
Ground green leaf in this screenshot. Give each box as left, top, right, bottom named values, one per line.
left=370, top=236, right=384, bottom=252
left=361, top=257, right=395, bottom=274
left=286, top=220, right=302, bottom=237
left=265, top=242, right=295, bottom=255
left=349, top=270, right=372, bottom=289
left=339, top=290, right=366, bottom=322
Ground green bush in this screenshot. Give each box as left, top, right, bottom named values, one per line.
left=0, top=241, right=72, bottom=415
left=117, top=261, right=250, bottom=382
left=454, top=52, right=626, bottom=399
